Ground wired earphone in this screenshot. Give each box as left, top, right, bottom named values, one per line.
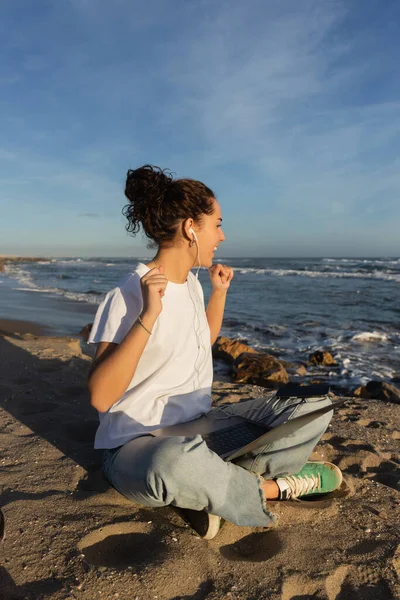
left=187, top=226, right=212, bottom=401
left=188, top=227, right=201, bottom=279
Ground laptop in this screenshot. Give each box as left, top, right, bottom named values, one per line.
left=151, top=384, right=347, bottom=461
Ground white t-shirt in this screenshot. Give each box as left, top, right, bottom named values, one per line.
left=88, top=262, right=213, bottom=449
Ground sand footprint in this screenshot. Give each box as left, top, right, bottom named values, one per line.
left=368, top=459, right=400, bottom=491
left=325, top=563, right=395, bottom=600
left=341, top=439, right=377, bottom=453
left=280, top=573, right=324, bottom=599
left=351, top=564, right=395, bottom=599
left=318, top=437, right=383, bottom=479
left=77, top=521, right=173, bottom=570
left=335, top=451, right=382, bottom=475
left=321, top=433, right=347, bottom=444
left=325, top=565, right=350, bottom=600
left=355, top=418, right=385, bottom=428
left=281, top=562, right=396, bottom=599
left=219, top=529, right=284, bottom=562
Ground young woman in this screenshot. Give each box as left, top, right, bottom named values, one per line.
left=87, top=165, right=342, bottom=539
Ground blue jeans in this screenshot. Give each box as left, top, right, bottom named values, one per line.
left=102, top=393, right=332, bottom=527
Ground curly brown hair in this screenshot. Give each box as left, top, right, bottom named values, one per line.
left=122, top=165, right=216, bottom=248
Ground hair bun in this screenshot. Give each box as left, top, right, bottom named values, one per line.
left=125, top=165, right=173, bottom=206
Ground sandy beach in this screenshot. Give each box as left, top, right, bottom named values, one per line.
left=0, top=321, right=399, bottom=600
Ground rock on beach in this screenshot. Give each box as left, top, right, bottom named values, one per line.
left=354, top=380, right=400, bottom=404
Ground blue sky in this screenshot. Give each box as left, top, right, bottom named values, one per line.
left=1, top=0, right=400, bottom=257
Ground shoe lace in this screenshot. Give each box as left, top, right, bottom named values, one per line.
left=285, top=472, right=321, bottom=497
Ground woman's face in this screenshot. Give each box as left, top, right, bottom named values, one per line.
left=194, top=199, right=225, bottom=267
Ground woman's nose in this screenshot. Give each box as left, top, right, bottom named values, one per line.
left=220, top=228, right=226, bottom=242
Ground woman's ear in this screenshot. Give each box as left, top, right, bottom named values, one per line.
left=182, top=217, right=195, bottom=242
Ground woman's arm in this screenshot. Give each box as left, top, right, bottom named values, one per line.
left=88, top=266, right=167, bottom=413
left=206, top=289, right=227, bottom=345
left=88, top=311, right=158, bottom=413
left=206, top=263, right=234, bottom=345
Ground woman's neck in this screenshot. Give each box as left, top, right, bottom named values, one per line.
left=145, top=247, right=198, bottom=284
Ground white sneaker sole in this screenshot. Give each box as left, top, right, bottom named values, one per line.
left=203, top=514, right=222, bottom=540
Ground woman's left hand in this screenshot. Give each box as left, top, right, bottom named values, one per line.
left=208, top=263, right=234, bottom=291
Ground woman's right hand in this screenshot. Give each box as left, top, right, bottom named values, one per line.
left=140, top=266, right=168, bottom=318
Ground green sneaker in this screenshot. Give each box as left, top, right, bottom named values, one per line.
left=275, top=461, right=343, bottom=500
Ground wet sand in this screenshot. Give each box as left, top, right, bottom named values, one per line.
left=0, top=272, right=97, bottom=336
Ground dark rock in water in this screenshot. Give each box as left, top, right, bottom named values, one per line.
left=232, top=352, right=289, bottom=388
left=308, top=350, right=337, bottom=366
left=330, top=384, right=354, bottom=397
left=353, top=386, right=369, bottom=399
left=213, top=336, right=257, bottom=364
left=354, top=381, right=400, bottom=404
left=281, top=361, right=308, bottom=377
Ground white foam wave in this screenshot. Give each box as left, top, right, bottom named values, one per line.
left=370, top=367, right=397, bottom=379
left=12, top=287, right=48, bottom=293
left=322, top=258, right=400, bottom=266
left=232, top=266, right=400, bottom=282
left=4, top=265, right=38, bottom=288
left=51, top=258, right=96, bottom=266
left=351, top=331, right=389, bottom=343
left=14, top=283, right=101, bottom=305
left=4, top=264, right=101, bottom=305
left=60, top=290, right=101, bottom=304
left=322, top=258, right=355, bottom=263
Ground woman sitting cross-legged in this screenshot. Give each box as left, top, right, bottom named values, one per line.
left=87, top=165, right=342, bottom=539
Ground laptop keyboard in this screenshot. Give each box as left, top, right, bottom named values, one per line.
left=202, top=421, right=269, bottom=457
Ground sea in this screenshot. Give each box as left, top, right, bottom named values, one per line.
left=3, top=256, right=400, bottom=389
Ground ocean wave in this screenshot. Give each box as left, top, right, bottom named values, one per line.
left=232, top=267, right=400, bottom=282
left=4, top=264, right=102, bottom=305
left=11, top=287, right=45, bottom=293
left=61, top=290, right=101, bottom=304
left=51, top=258, right=83, bottom=264
left=4, top=265, right=38, bottom=288
left=351, top=331, right=389, bottom=343
left=50, top=258, right=100, bottom=267
left=322, top=258, right=400, bottom=266
left=16, top=284, right=101, bottom=305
